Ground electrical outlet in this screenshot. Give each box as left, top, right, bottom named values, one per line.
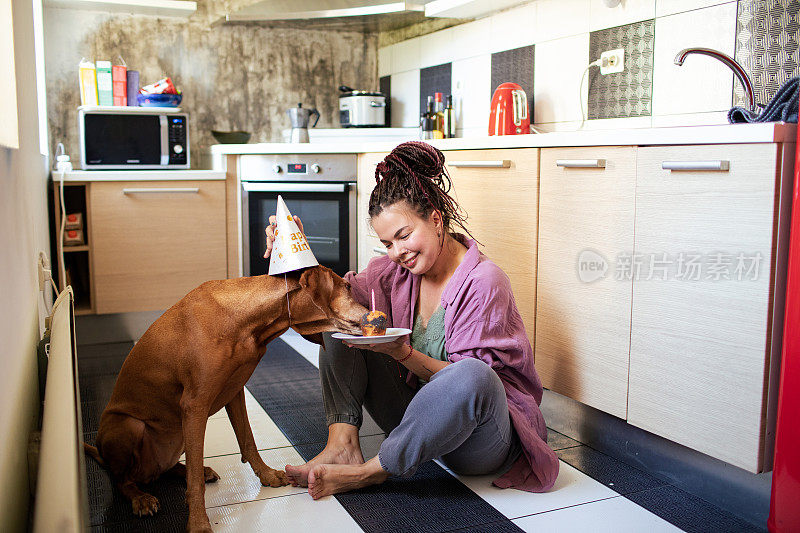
left=38, top=252, right=52, bottom=292
left=600, top=48, right=625, bottom=75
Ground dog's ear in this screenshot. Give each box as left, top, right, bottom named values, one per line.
left=298, top=266, right=334, bottom=302
left=300, top=333, right=325, bottom=346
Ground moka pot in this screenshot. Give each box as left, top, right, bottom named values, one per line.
left=287, top=103, right=320, bottom=143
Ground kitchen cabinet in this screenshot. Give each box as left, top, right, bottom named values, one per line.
left=535, top=147, right=637, bottom=419
left=89, top=180, right=227, bottom=314
left=443, top=149, right=539, bottom=347
left=628, top=144, right=789, bottom=472
left=356, top=152, right=390, bottom=271
left=43, top=0, right=196, bottom=17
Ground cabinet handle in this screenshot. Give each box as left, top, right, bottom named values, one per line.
left=556, top=159, right=606, bottom=168
left=448, top=160, right=511, bottom=168
left=662, top=160, right=730, bottom=171
left=122, top=187, right=200, bottom=194
left=372, top=246, right=388, bottom=255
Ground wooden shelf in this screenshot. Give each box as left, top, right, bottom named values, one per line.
left=44, top=0, right=196, bottom=17
left=64, top=245, right=89, bottom=252
left=75, top=305, right=94, bottom=316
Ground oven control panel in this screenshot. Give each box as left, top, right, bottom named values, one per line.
left=239, top=154, right=356, bottom=182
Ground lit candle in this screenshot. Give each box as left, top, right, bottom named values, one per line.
left=371, top=289, right=375, bottom=313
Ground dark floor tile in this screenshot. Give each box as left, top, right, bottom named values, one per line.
left=625, top=485, right=766, bottom=533
left=77, top=341, right=134, bottom=358
left=556, top=444, right=667, bottom=495
left=547, top=428, right=581, bottom=450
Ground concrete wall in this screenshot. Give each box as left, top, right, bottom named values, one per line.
left=43, top=1, right=378, bottom=168
left=0, top=0, right=52, bottom=530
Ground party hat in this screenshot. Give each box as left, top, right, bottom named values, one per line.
left=268, top=195, right=319, bottom=275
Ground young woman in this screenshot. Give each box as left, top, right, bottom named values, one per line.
left=263, top=141, right=558, bottom=499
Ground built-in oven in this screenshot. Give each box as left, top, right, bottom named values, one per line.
left=240, top=154, right=357, bottom=277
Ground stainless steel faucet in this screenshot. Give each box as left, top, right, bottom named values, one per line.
left=674, top=47, right=758, bottom=112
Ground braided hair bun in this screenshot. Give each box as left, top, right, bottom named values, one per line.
left=369, top=141, right=474, bottom=241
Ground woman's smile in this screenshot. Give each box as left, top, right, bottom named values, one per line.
left=402, top=253, right=419, bottom=268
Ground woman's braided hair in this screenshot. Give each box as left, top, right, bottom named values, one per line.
left=369, top=141, right=475, bottom=242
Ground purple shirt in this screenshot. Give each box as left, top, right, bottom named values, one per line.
left=345, top=235, right=559, bottom=492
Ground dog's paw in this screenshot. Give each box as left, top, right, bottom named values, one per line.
left=204, top=466, right=220, bottom=483
left=132, top=493, right=160, bottom=517
left=258, top=467, right=290, bottom=488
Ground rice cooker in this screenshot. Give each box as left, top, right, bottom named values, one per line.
left=339, top=85, right=387, bottom=127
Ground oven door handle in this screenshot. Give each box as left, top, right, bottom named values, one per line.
left=241, top=182, right=348, bottom=193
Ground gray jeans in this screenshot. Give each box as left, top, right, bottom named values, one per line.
left=319, top=332, right=521, bottom=477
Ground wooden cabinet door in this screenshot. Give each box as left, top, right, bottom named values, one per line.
left=90, top=180, right=227, bottom=314
left=444, top=149, right=539, bottom=348
left=629, top=144, right=781, bottom=472
left=357, top=152, right=390, bottom=271
left=535, top=147, right=637, bottom=418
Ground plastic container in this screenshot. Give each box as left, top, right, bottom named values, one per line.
left=136, top=93, right=182, bottom=107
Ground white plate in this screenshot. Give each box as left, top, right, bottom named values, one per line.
left=331, top=328, right=412, bottom=344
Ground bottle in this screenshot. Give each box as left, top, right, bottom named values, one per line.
left=433, top=92, right=445, bottom=139
left=443, top=95, right=456, bottom=138
left=420, top=96, right=437, bottom=140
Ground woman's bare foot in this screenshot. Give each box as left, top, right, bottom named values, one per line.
left=285, top=423, right=364, bottom=487
left=307, top=456, right=389, bottom=500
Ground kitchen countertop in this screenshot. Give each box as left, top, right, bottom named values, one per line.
left=53, top=170, right=226, bottom=182
left=210, top=122, right=797, bottom=156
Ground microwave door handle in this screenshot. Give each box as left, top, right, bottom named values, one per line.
left=160, top=115, right=168, bottom=166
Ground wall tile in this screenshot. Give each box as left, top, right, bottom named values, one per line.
left=392, top=37, right=421, bottom=74
left=588, top=19, right=655, bottom=119
left=491, top=45, right=535, bottom=120
left=651, top=2, right=738, bottom=116
left=452, top=17, right=492, bottom=61
left=532, top=121, right=584, bottom=132
left=589, top=0, right=656, bottom=31
left=456, top=127, right=489, bottom=138
left=390, top=69, right=421, bottom=128
left=452, top=55, right=492, bottom=132
left=379, top=75, right=392, bottom=127
left=582, top=115, right=653, bottom=130
left=535, top=0, right=591, bottom=42
left=419, top=63, right=453, bottom=118
left=419, top=26, right=459, bottom=68
left=655, top=0, right=736, bottom=17
left=651, top=111, right=730, bottom=127
left=534, top=33, right=591, bottom=123
left=378, top=47, right=391, bottom=78
left=733, top=0, right=800, bottom=109
left=489, top=3, right=538, bottom=53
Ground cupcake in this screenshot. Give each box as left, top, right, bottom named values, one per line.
left=360, top=310, right=388, bottom=336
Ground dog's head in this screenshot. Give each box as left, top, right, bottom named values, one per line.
left=292, top=265, right=367, bottom=339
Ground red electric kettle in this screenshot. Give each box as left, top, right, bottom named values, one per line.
left=489, top=82, right=530, bottom=135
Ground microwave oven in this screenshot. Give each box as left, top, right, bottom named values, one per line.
left=78, top=107, right=190, bottom=170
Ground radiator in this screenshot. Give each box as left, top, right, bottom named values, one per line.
left=33, top=288, right=88, bottom=532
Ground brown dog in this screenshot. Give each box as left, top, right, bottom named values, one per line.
left=84, top=265, right=367, bottom=532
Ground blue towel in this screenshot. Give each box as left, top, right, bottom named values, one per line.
left=728, top=76, right=798, bottom=124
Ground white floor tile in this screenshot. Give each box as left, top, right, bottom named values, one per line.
left=203, top=447, right=308, bottom=509
left=448, top=460, right=619, bottom=519
left=207, top=492, right=363, bottom=533
left=279, top=330, right=320, bottom=366
left=513, top=495, right=683, bottom=532
left=181, top=412, right=291, bottom=460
